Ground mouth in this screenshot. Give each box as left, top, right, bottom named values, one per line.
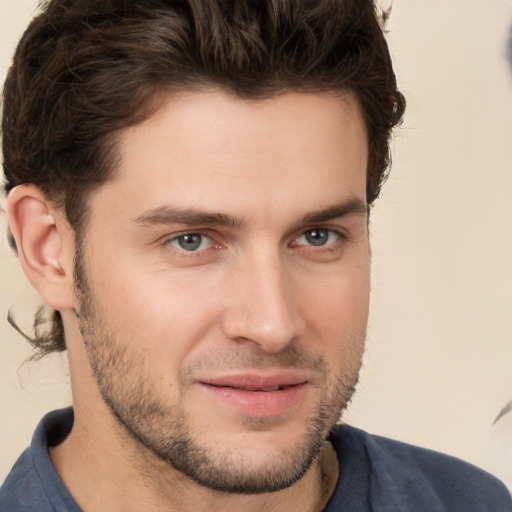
left=198, top=373, right=309, bottom=417
left=229, top=385, right=293, bottom=391
left=206, top=383, right=301, bottom=392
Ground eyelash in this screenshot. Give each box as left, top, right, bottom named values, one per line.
left=163, top=227, right=345, bottom=255
left=165, top=231, right=217, bottom=253
left=291, top=228, right=344, bottom=250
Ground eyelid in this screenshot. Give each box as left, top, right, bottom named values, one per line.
left=291, top=227, right=346, bottom=248
left=160, top=228, right=210, bottom=242
left=163, top=230, right=216, bottom=252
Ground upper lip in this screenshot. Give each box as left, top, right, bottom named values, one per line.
left=200, top=372, right=309, bottom=391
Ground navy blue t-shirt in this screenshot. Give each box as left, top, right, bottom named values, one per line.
left=1, top=408, right=510, bottom=511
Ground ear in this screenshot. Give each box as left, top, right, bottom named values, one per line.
left=7, top=185, right=76, bottom=311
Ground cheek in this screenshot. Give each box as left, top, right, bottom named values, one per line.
left=86, top=238, right=370, bottom=368
left=298, top=262, right=370, bottom=344
left=89, top=258, right=225, bottom=366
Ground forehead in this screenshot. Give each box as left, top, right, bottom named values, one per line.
left=88, top=90, right=368, bottom=225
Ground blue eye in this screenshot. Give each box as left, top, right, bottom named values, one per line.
left=296, top=228, right=340, bottom=247
left=168, top=233, right=212, bottom=251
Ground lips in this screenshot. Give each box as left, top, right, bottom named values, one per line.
left=202, top=373, right=307, bottom=390
left=198, top=372, right=309, bottom=417
left=239, top=385, right=290, bottom=391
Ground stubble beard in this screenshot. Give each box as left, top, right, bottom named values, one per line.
left=73, top=245, right=364, bottom=494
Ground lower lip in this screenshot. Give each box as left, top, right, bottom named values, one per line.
left=199, top=382, right=308, bottom=417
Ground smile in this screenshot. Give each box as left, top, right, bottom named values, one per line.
left=198, top=373, right=310, bottom=417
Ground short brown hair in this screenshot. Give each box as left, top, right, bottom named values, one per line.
left=2, top=0, right=405, bottom=356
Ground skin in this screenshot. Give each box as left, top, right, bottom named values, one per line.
left=8, top=90, right=370, bottom=512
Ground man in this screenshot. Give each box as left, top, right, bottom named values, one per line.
left=0, top=0, right=510, bottom=510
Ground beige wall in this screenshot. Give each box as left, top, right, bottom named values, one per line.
left=1, top=0, right=511, bottom=488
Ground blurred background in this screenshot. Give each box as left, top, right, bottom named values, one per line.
left=1, top=0, right=511, bottom=489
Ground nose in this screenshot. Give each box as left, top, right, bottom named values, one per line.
left=221, top=251, right=302, bottom=353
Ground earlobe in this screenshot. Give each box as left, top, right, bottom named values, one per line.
left=7, top=185, right=75, bottom=311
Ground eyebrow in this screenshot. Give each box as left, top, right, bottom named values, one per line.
left=300, top=198, right=368, bottom=224
left=133, top=206, right=245, bottom=229
left=132, top=197, right=367, bottom=229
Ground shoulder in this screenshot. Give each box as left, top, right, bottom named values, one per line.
left=0, top=408, right=79, bottom=512
left=326, top=424, right=512, bottom=512
left=0, top=448, right=55, bottom=511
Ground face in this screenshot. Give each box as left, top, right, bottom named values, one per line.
left=75, top=90, right=370, bottom=493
